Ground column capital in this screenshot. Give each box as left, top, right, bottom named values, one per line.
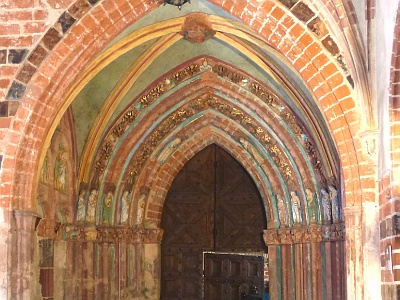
left=263, top=223, right=345, bottom=245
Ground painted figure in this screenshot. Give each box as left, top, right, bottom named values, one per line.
left=276, top=194, right=288, bottom=227
left=76, top=188, right=87, bottom=224
left=329, top=185, right=340, bottom=221
left=102, top=191, right=113, bottom=225
left=321, top=188, right=331, bottom=223
left=306, top=188, right=318, bottom=223
left=290, top=191, right=302, bottom=224
left=86, top=189, right=98, bottom=224
left=120, top=190, right=131, bottom=225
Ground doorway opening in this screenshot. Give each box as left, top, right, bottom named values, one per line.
left=161, top=144, right=267, bottom=299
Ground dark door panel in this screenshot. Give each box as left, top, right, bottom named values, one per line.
left=161, top=144, right=266, bottom=299
left=204, top=253, right=264, bottom=300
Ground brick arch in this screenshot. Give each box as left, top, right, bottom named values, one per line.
left=0, top=0, right=159, bottom=209
left=390, top=6, right=400, bottom=189
left=208, top=0, right=366, bottom=205
left=1, top=0, right=366, bottom=213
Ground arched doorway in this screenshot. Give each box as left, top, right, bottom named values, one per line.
left=161, top=144, right=267, bottom=299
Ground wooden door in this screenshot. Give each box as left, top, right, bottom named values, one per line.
left=161, top=145, right=266, bottom=299
left=215, top=149, right=267, bottom=253
left=204, top=253, right=264, bottom=300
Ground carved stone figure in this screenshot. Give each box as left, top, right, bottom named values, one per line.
left=279, top=228, right=293, bottom=244
left=321, top=188, right=332, bottom=223
left=306, top=188, right=318, bottom=223
left=102, top=191, right=113, bottom=225
left=263, top=230, right=279, bottom=245
left=239, top=137, right=264, bottom=164
left=54, top=152, right=68, bottom=191
left=290, top=191, right=302, bottom=224
left=292, top=228, right=304, bottom=243
left=136, top=194, right=146, bottom=225
left=40, top=155, right=48, bottom=183
left=276, top=194, right=288, bottom=227
left=76, top=189, right=87, bottom=224
left=86, top=189, right=98, bottom=224
left=329, top=185, right=340, bottom=221
left=120, top=190, right=131, bottom=225
left=157, top=137, right=182, bottom=164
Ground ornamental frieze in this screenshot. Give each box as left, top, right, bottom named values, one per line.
left=263, top=223, right=344, bottom=245
left=126, top=108, right=194, bottom=184
left=207, top=96, right=294, bottom=182
left=56, top=224, right=164, bottom=244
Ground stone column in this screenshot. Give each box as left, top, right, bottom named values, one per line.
left=264, top=224, right=345, bottom=300
left=343, top=206, right=363, bottom=300
left=11, top=209, right=37, bottom=299
left=0, top=207, right=9, bottom=299
left=142, top=227, right=163, bottom=299
left=362, top=202, right=381, bottom=300
left=267, top=245, right=279, bottom=300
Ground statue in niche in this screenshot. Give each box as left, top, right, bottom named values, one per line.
left=102, top=191, right=113, bottom=226
left=136, top=193, right=146, bottom=225
left=290, top=191, right=302, bottom=224
left=321, top=188, right=332, bottom=223
left=120, top=190, right=131, bottom=225
left=239, top=137, right=264, bottom=165
left=76, top=188, right=87, bottom=224
left=157, top=137, right=182, bottom=164
left=329, top=185, right=340, bottom=221
left=276, top=194, right=288, bottom=227
left=86, top=189, right=98, bottom=224
left=40, top=155, right=48, bottom=183
left=306, top=188, right=318, bottom=223
left=54, top=152, right=68, bottom=191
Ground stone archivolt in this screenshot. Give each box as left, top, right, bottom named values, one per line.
left=263, top=223, right=345, bottom=245
left=88, top=58, right=328, bottom=191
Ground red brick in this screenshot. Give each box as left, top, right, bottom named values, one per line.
left=0, top=78, right=11, bottom=89
left=0, top=0, right=34, bottom=9
left=0, top=24, right=20, bottom=35
left=33, top=9, right=48, bottom=20
left=334, top=84, right=351, bottom=100
left=0, top=117, right=11, bottom=128
left=327, top=73, right=345, bottom=88
left=270, top=6, right=285, bottom=21
left=0, top=36, right=33, bottom=47
left=22, top=21, right=47, bottom=34
left=304, top=42, right=323, bottom=59
left=0, top=10, right=32, bottom=22
left=0, top=66, right=19, bottom=77
left=339, top=95, right=355, bottom=111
